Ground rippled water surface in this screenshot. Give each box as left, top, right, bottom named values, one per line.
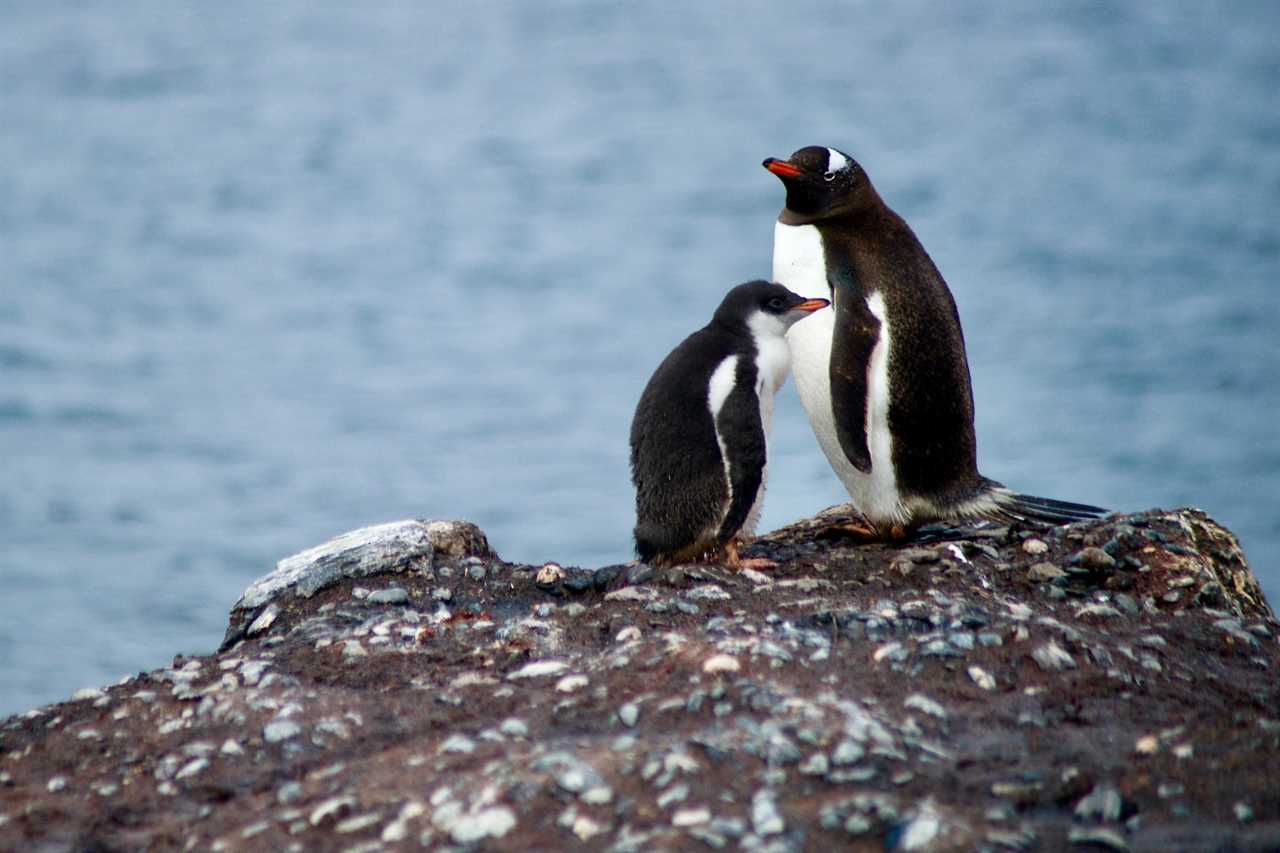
left=2, top=2, right=1278, bottom=714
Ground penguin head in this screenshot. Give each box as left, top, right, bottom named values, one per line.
left=762, top=146, right=876, bottom=220
left=713, top=280, right=829, bottom=338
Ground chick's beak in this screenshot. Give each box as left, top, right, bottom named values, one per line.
left=763, top=158, right=804, bottom=178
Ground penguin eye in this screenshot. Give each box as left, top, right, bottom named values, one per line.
left=767, top=296, right=785, bottom=310
left=823, top=171, right=836, bottom=182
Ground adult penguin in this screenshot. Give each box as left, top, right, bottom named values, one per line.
left=763, top=145, right=1105, bottom=538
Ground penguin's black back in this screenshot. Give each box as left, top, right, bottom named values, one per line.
left=630, top=298, right=764, bottom=562
left=820, top=202, right=989, bottom=508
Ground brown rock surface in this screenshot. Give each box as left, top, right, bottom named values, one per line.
left=2, top=509, right=1278, bottom=851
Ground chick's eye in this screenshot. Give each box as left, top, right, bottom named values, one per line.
left=767, top=296, right=785, bottom=310
left=823, top=171, right=836, bottom=181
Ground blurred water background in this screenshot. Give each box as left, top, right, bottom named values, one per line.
left=2, top=1, right=1277, bottom=715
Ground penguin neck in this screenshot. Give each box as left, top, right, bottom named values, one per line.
left=771, top=219, right=831, bottom=300
left=745, top=311, right=793, bottom=419
left=777, top=188, right=882, bottom=228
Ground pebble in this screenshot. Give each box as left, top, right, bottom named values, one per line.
left=657, top=783, right=690, bottom=808
left=535, top=563, right=565, bottom=584
left=47, top=776, right=67, bottom=793
left=1074, top=547, right=1117, bottom=570
left=614, top=626, right=642, bottom=643
left=831, top=740, right=865, bottom=766
left=873, top=642, right=907, bottom=663
left=336, top=813, right=382, bottom=834
left=672, top=807, right=711, bottom=827
left=897, top=801, right=943, bottom=848
left=432, top=587, right=453, bottom=602
left=264, top=720, right=303, bottom=743
left=702, top=654, right=740, bottom=674
left=751, top=789, right=784, bottom=836
left=507, top=660, right=568, bottom=679
left=277, top=782, right=304, bottom=804
left=310, top=796, right=355, bottom=826
left=903, top=694, right=947, bottom=719
left=367, top=587, right=410, bottom=605
left=1022, top=539, right=1049, bottom=556
left=440, top=735, right=475, bottom=754
left=1076, top=603, right=1123, bottom=619
left=499, top=718, right=528, bottom=738
left=1234, top=802, right=1253, bottom=823
left=449, top=806, right=516, bottom=844
left=1032, top=642, right=1076, bottom=671
left=1134, top=735, right=1158, bottom=755
left=1075, top=784, right=1123, bottom=822
left=247, top=603, right=281, bottom=636
left=686, top=584, right=731, bottom=601
left=1113, top=594, right=1140, bottom=616
left=569, top=815, right=603, bottom=842
left=799, top=753, right=829, bottom=776
left=581, top=786, right=612, bottom=805
left=968, top=666, right=997, bottom=691
left=1027, top=562, right=1065, bottom=582
left=175, top=758, right=209, bottom=780
left=552, top=671, right=586, bottom=691
left=1068, top=827, right=1129, bottom=851
left=618, top=703, right=640, bottom=727
left=381, top=801, right=425, bottom=843
left=72, top=687, right=105, bottom=702
left=919, top=639, right=963, bottom=658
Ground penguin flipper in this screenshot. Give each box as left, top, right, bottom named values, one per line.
left=828, top=278, right=877, bottom=474
left=714, top=379, right=768, bottom=544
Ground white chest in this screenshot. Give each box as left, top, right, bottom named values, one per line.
left=771, top=220, right=904, bottom=524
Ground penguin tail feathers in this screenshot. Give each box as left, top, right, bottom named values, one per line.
left=994, top=491, right=1109, bottom=525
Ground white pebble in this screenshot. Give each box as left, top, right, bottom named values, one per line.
left=555, top=674, right=589, bottom=693
left=1022, top=538, right=1049, bottom=555
left=701, top=654, right=740, bottom=674
left=967, top=666, right=997, bottom=691
left=264, top=720, right=303, bottom=743
left=672, top=807, right=711, bottom=827
left=903, top=694, right=947, bottom=719
left=507, top=660, right=568, bottom=680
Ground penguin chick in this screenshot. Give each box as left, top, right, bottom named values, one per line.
left=630, top=281, right=828, bottom=567
left=763, top=145, right=1107, bottom=537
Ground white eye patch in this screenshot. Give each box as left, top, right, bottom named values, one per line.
left=825, top=148, right=848, bottom=173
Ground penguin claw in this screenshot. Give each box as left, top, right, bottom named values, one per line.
left=722, top=539, right=776, bottom=571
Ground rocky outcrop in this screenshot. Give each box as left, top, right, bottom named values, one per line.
left=1, top=509, right=1277, bottom=851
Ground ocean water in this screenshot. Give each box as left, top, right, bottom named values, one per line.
left=1, top=1, right=1277, bottom=716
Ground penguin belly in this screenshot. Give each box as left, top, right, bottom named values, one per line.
left=740, top=321, right=792, bottom=537
left=773, top=221, right=903, bottom=525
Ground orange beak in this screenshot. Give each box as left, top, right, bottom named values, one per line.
left=793, top=298, right=829, bottom=313
left=763, top=158, right=804, bottom=178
